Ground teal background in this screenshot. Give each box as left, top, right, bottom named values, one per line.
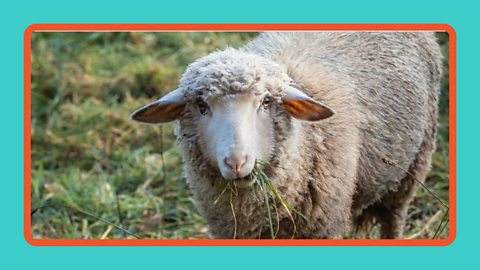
left=1, top=0, right=475, bottom=269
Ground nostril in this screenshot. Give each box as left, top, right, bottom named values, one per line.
left=239, top=154, right=248, bottom=170
left=224, top=157, right=233, bottom=170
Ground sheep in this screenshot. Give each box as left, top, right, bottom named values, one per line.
left=131, top=32, right=442, bottom=239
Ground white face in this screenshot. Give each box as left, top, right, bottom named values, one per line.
left=196, top=92, right=274, bottom=180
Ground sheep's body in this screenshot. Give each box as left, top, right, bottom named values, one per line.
left=172, top=32, right=442, bottom=239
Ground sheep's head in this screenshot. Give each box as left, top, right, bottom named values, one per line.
left=131, top=49, right=334, bottom=186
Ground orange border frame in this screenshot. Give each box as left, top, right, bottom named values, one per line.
left=24, top=24, right=456, bottom=246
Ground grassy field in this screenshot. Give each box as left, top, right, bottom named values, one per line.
left=30, top=32, right=450, bottom=239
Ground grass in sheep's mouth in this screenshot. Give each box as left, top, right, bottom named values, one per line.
left=214, top=160, right=306, bottom=239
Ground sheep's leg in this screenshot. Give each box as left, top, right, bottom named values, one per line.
left=376, top=182, right=417, bottom=239
left=377, top=134, right=435, bottom=238
left=352, top=205, right=378, bottom=238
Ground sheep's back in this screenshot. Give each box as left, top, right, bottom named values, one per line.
left=244, top=32, right=442, bottom=211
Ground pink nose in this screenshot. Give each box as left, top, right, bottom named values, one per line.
left=224, top=154, right=248, bottom=176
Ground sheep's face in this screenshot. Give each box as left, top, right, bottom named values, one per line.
left=131, top=49, right=334, bottom=186
left=192, top=91, right=274, bottom=183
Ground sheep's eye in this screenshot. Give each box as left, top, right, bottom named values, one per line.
left=261, top=96, right=272, bottom=108
left=196, top=98, right=209, bottom=115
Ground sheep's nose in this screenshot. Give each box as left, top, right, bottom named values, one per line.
left=224, top=154, right=248, bottom=176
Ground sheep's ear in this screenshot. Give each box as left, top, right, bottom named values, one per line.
left=130, top=89, right=185, bottom=124
left=282, top=86, right=334, bottom=121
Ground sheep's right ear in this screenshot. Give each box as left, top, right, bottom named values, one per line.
left=282, top=86, right=334, bottom=121
left=130, top=89, right=185, bottom=124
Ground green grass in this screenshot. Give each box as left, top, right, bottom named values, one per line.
left=213, top=160, right=307, bottom=239
left=30, top=32, right=450, bottom=239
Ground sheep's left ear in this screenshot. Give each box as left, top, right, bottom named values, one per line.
left=282, top=86, right=334, bottom=121
left=130, top=89, right=185, bottom=124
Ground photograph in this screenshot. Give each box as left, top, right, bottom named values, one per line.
left=28, top=29, right=451, bottom=241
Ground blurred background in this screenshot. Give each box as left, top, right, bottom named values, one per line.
left=30, top=32, right=450, bottom=239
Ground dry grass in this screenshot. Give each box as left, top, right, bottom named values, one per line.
left=213, top=160, right=306, bottom=239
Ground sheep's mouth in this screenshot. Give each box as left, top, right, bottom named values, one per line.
left=232, top=174, right=255, bottom=188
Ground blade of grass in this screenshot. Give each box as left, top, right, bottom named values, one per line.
left=383, top=157, right=450, bottom=239
left=252, top=159, right=307, bottom=239
left=213, top=181, right=230, bottom=205
left=115, top=190, right=126, bottom=238
left=382, top=157, right=449, bottom=209
left=433, top=209, right=449, bottom=239
left=229, top=187, right=237, bottom=239
left=31, top=204, right=140, bottom=239
left=261, top=179, right=275, bottom=239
